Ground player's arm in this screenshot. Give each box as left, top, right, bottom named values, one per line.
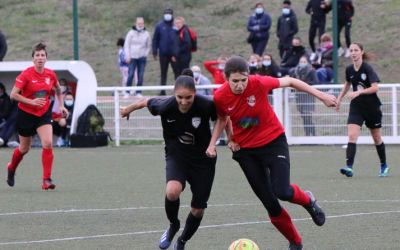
left=348, top=82, right=378, bottom=100
left=54, top=81, right=69, bottom=118
left=120, top=97, right=149, bottom=119
left=206, top=114, right=228, bottom=158
left=10, top=86, right=45, bottom=107
left=278, top=76, right=337, bottom=108
left=336, top=81, right=351, bottom=111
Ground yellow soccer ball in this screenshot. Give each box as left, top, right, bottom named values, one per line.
left=228, top=238, right=260, bottom=250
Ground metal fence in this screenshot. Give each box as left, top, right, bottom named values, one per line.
left=97, top=84, right=400, bottom=146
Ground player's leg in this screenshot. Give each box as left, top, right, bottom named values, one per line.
left=341, top=110, right=363, bottom=177
left=37, top=124, right=55, bottom=190
left=7, top=135, right=31, bottom=187
left=366, top=110, right=388, bottom=177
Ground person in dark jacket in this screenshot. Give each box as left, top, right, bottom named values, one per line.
left=152, top=8, right=179, bottom=95
left=277, top=0, right=298, bottom=58
left=0, top=82, right=12, bottom=124
left=173, top=16, right=192, bottom=78
left=0, top=30, right=7, bottom=61
left=337, top=0, right=354, bottom=58
left=280, top=37, right=307, bottom=76
left=305, top=0, right=331, bottom=59
left=247, top=2, right=272, bottom=56
left=290, top=56, right=318, bottom=136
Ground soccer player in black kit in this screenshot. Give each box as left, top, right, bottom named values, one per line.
left=336, top=43, right=389, bottom=177
left=120, top=74, right=217, bottom=250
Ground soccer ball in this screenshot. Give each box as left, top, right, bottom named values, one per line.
left=228, top=238, right=260, bottom=250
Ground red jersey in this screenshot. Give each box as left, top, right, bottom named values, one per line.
left=214, top=75, right=284, bottom=148
left=15, top=66, right=58, bottom=117
left=203, top=60, right=225, bottom=84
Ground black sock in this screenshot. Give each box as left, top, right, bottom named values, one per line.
left=179, top=212, right=203, bottom=242
left=375, top=142, right=386, bottom=165
left=165, top=197, right=180, bottom=225
left=346, top=143, right=356, bottom=167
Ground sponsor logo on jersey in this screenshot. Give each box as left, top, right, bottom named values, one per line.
left=247, top=95, right=256, bottom=107
left=192, top=117, right=201, bottom=128
left=238, top=117, right=259, bottom=129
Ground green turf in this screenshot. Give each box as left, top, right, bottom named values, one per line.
left=0, top=145, right=399, bottom=250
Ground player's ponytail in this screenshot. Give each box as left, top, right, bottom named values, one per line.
left=352, top=42, right=375, bottom=61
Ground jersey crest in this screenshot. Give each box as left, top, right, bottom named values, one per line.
left=192, top=117, right=201, bottom=128
left=247, top=95, right=256, bottom=107
left=45, top=77, right=51, bottom=85
left=361, top=73, right=367, bottom=81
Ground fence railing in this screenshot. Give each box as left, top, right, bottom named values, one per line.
left=97, top=83, right=400, bottom=146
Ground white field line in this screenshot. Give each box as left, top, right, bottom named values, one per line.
left=1, top=210, right=400, bottom=246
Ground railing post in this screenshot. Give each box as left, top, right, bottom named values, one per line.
left=113, top=89, right=120, bottom=146
left=392, top=86, right=398, bottom=137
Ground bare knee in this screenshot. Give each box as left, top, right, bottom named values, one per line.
left=165, top=181, right=182, bottom=201
left=18, top=146, right=30, bottom=155
left=41, top=140, right=53, bottom=149
left=190, top=208, right=204, bottom=218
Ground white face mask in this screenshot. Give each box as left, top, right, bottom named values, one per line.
left=262, top=60, right=271, bottom=67
left=282, top=8, right=290, bottom=15
left=65, top=100, right=74, bottom=107
left=218, top=64, right=225, bottom=70
left=193, top=72, right=200, bottom=79
left=249, top=62, right=258, bottom=67
left=299, top=62, right=308, bottom=68
left=255, top=7, right=264, bottom=14
left=164, top=14, right=172, bottom=22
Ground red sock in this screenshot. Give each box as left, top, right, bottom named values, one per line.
left=42, top=148, right=54, bottom=180
left=290, top=184, right=311, bottom=206
left=8, top=148, right=24, bottom=172
left=270, top=208, right=302, bottom=245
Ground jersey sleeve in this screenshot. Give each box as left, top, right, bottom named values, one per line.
left=365, top=63, right=380, bottom=83
left=147, top=97, right=170, bottom=116
left=257, top=75, right=280, bottom=93
left=15, top=71, right=28, bottom=90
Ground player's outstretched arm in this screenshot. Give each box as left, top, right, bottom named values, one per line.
left=278, top=77, right=337, bottom=108
left=336, top=82, right=351, bottom=111
left=206, top=115, right=228, bottom=158
left=120, top=97, right=149, bottom=119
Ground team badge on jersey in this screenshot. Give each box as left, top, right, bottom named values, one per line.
left=45, top=77, right=51, bottom=85
left=361, top=73, right=367, bottom=81
left=192, top=117, right=201, bottom=128
left=247, top=95, right=256, bottom=107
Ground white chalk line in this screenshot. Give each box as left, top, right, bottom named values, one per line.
left=1, top=210, right=400, bottom=246
left=1, top=199, right=399, bottom=217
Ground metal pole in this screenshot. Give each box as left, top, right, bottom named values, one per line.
left=73, top=0, right=79, bottom=60
left=332, top=0, right=339, bottom=84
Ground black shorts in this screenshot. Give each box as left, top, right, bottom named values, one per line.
left=347, top=104, right=382, bottom=129
left=165, top=153, right=216, bottom=209
left=16, top=107, right=52, bottom=137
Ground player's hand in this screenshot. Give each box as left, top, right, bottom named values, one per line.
left=348, top=91, right=360, bottom=100
left=206, top=144, right=217, bottom=158
left=228, top=140, right=240, bottom=152
left=60, top=106, right=69, bottom=118
left=120, top=106, right=130, bottom=119
left=31, top=98, right=46, bottom=107
left=335, top=100, right=341, bottom=112
left=321, top=93, right=337, bottom=107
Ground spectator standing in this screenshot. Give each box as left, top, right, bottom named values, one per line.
left=173, top=17, right=192, bottom=77
left=116, top=38, right=129, bottom=97
left=337, top=0, right=354, bottom=58
left=152, top=8, right=179, bottom=96
left=305, top=0, right=331, bottom=59
left=280, top=37, right=307, bottom=75
left=290, top=56, right=318, bottom=136
left=277, top=0, right=298, bottom=58
left=125, top=17, right=151, bottom=97
left=259, top=53, right=282, bottom=78
left=0, top=29, right=7, bottom=61
left=247, top=2, right=272, bottom=56
left=191, top=65, right=212, bottom=96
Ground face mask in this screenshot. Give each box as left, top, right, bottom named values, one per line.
left=136, top=27, right=143, bottom=31
left=299, top=62, right=308, bottom=68
left=164, top=14, right=172, bottom=22
left=218, top=64, right=225, bottom=70
left=193, top=72, right=200, bottom=79
left=262, top=60, right=271, bottom=67
left=282, top=8, right=290, bottom=15
left=249, top=62, right=258, bottom=68
left=65, top=100, right=74, bottom=107
left=255, top=7, right=264, bottom=14
left=60, top=86, right=67, bottom=93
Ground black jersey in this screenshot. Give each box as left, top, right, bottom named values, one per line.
left=148, top=94, right=217, bottom=160
left=345, top=62, right=381, bottom=108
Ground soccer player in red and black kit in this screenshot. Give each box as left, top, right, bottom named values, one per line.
left=120, top=74, right=218, bottom=250
left=336, top=43, right=389, bottom=177
left=6, top=42, right=68, bottom=190
left=206, top=56, right=337, bottom=250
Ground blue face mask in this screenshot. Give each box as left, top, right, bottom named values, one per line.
left=282, top=8, right=290, bottom=15
left=255, top=7, right=264, bottom=14
left=164, top=14, right=172, bottom=22
left=262, top=60, right=271, bottom=67
left=299, top=62, right=308, bottom=68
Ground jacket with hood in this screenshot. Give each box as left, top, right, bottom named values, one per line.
left=124, top=26, right=151, bottom=59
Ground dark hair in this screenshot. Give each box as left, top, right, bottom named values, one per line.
left=117, top=38, right=125, bottom=47
left=180, top=68, right=194, bottom=78
left=224, top=56, right=249, bottom=79
left=283, top=0, right=291, bottom=5
left=32, top=42, right=47, bottom=57
left=174, top=75, right=195, bottom=92
left=351, top=42, right=375, bottom=61
left=0, top=82, right=5, bottom=92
